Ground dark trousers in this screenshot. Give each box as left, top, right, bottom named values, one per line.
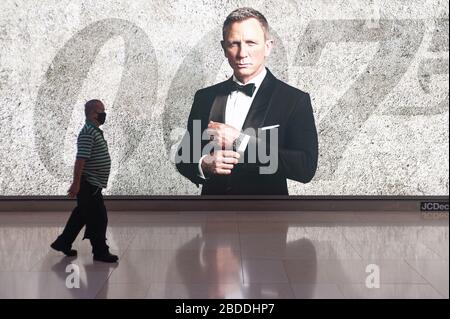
left=55, top=177, right=109, bottom=255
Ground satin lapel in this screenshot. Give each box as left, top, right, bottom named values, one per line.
left=241, top=70, right=277, bottom=130
left=208, top=79, right=232, bottom=123
left=208, top=95, right=227, bottom=123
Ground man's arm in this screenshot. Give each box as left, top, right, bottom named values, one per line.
left=176, top=93, right=241, bottom=185
left=175, top=91, right=208, bottom=186
left=67, top=158, right=85, bottom=198
left=68, top=129, right=93, bottom=198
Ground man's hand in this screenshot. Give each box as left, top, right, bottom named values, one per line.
left=207, top=121, right=241, bottom=149
left=67, top=182, right=80, bottom=199
left=201, top=150, right=240, bottom=175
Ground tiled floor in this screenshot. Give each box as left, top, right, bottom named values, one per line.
left=0, top=210, right=447, bottom=299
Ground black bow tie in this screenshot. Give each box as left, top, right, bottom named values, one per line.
left=227, top=81, right=256, bottom=97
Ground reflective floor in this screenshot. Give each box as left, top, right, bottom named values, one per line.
left=0, top=210, right=447, bottom=299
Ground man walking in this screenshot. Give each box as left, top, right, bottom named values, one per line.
left=51, top=99, right=118, bottom=263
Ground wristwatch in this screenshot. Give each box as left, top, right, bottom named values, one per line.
left=232, top=133, right=245, bottom=152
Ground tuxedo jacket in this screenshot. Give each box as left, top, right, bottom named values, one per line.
left=175, top=69, right=318, bottom=195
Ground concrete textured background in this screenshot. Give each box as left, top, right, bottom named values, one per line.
left=0, top=0, right=448, bottom=196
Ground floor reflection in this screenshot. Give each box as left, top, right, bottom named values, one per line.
left=0, top=211, right=447, bottom=299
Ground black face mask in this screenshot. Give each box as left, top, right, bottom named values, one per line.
left=97, top=112, right=106, bottom=125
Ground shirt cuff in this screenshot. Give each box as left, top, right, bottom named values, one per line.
left=198, top=155, right=208, bottom=179
left=237, top=134, right=251, bottom=153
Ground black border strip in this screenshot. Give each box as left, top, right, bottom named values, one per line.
left=0, top=196, right=448, bottom=212
left=1, top=195, right=448, bottom=200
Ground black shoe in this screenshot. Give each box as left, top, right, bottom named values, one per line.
left=93, top=252, right=118, bottom=263
left=50, top=241, right=77, bottom=257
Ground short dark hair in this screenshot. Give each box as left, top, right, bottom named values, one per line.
left=222, top=7, right=270, bottom=40
left=84, top=99, right=103, bottom=117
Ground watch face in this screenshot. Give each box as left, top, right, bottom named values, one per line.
left=233, top=133, right=244, bottom=151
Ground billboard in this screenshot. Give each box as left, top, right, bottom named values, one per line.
left=0, top=0, right=448, bottom=196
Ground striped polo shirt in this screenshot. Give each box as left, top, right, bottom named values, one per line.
left=76, top=120, right=111, bottom=188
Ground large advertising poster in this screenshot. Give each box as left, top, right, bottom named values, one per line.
left=0, top=0, right=448, bottom=196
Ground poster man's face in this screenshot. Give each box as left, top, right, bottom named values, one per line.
left=222, top=18, right=272, bottom=84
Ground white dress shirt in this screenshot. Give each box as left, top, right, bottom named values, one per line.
left=198, top=68, right=268, bottom=179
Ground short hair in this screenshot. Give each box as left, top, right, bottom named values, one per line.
left=84, top=99, right=103, bottom=117
left=222, top=7, right=270, bottom=40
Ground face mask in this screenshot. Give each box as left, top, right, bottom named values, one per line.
left=97, top=112, right=106, bottom=125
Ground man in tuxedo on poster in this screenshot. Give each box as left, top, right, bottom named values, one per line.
left=176, top=7, right=318, bottom=195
